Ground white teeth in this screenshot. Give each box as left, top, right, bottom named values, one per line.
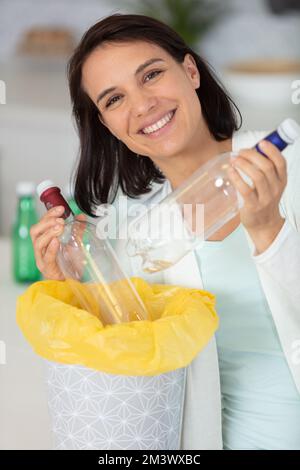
left=142, top=111, right=174, bottom=134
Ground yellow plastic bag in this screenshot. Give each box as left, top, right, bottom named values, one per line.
left=16, top=277, right=218, bottom=376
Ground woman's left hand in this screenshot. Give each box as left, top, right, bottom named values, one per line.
left=228, top=140, right=287, bottom=254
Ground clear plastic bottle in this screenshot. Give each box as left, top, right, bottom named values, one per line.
left=37, top=180, right=148, bottom=325
left=12, top=182, right=41, bottom=283
left=127, top=118, right=300, bottom=273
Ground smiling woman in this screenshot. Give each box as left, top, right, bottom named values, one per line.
left=68, top=13, right=241, bottom=217
left=28, top=12, right=300, bottom=451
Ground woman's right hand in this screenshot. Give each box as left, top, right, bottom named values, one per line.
left=30, top=206, right=67, bottom=280
left=30, top=206, right=87, bottom=281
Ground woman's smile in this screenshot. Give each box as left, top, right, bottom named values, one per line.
left=138, top=108, right=177, bottom=139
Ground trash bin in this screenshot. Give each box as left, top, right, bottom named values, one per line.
left=46, top=362, right=186, bottom=450
left=17, top=277, right=218, bottom=450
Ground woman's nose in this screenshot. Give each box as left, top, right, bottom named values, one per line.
left=131, top=91, right=158, bottom=117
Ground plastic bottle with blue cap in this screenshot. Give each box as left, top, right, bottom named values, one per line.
left=126, top=119, right=300, bottom=273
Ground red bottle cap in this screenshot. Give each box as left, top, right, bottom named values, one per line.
left=37, top=180, right=73, bottom=220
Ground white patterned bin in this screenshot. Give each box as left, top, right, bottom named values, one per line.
left=46, top=362, right=186, bottom=450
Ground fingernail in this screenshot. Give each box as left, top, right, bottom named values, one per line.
left=55, top=206, right=64, bottom=214
left=55, top=218, right=64, bottom=223
left=54, top=224, right=61, bottom=231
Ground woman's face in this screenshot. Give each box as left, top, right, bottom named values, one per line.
left=82, top=41, right=201, bottom=161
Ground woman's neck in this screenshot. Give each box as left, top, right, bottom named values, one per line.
left=156, top=130, right=233, bottom=190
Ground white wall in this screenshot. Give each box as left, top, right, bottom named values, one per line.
left=0, top=0, right=115, bottom=61
left=0, top=0, right=299, bottom=67
left=199, top=0, right=300, bottom=70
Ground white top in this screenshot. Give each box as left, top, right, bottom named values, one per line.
left=195, top=223, right=300, bottom=450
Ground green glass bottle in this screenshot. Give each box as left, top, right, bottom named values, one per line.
left=12, top=182, right=41, bottom=283
left=63, top=183, right=82, bottom=216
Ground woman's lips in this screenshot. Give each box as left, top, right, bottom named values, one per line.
left=139, top=109, right=177, bottom=139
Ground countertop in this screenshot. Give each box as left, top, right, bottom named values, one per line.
left=0, top=237, right=52, bottom=449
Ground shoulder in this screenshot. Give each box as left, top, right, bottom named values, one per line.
left=232, top=129, right=270, bottom=151
left=102, top=180, right=168, bottom=234
left=113, top=180, right=167, bottom=211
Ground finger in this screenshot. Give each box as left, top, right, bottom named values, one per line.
left=30, top=217, right=65, bottom=243
left=256, top=140, right=287, bottom=183
left=30, top=207, right=65, bottom=241
left=232, top=156, right=270, bottom=203
left=42, top=205, right=65, bottom=221
left=35, top=224, right=64, bottom=262
left=237, top=147, right=279, bottom=189
left=43, top=237, right=61, bottom=270
left=227, top=166, right=258, bottom=205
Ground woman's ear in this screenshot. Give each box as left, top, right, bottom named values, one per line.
left=183, top=54, right=200, bottom=90
left=98, top=113, right=105, bottom=126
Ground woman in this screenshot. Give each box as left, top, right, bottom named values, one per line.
left=30, top=14, right=300, bottom=450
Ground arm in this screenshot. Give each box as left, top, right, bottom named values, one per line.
left=228, top=140, right=300, bottom=392
left=251, top=220, right=300, bottom=393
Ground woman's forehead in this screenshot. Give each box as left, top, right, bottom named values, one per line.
left=85, top=41, right=171, bottom=70
left=82, top=41, right=172, bottom=96
left=101, top=40, right=167, bottom=54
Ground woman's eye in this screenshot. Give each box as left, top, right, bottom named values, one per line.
left=144, top=70, right=162, bottom=82
left=106, top=95, right=121, bottom=108
left=105, top=71, right=162, bottom=108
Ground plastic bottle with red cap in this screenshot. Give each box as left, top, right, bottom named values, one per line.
left=36, top=181, right=148, bottom=325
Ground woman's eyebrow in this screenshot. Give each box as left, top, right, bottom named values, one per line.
left=96, top=57, right=165, bottom=105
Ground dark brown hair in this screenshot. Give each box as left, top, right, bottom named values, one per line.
left=68, top=13, right=241, bottom=217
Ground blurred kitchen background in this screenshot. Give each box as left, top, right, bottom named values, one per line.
left=1, top=0, right=300, bottom=237
left=0, top=0, right=300, bottom=450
